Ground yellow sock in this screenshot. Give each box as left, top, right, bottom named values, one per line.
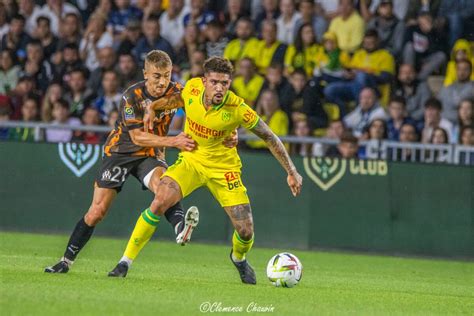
left=123, top=208, right=160, bottom=260
left=232, top=230, right=254, bottom=261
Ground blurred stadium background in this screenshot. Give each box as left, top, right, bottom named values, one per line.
left=0, top=0, right=473, bottom=315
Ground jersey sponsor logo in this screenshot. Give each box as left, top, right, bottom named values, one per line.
left=58, top=142, right=101, bottom=177
left=243, top=110, right=256, bottom=124
left=124, top=106, right=135, bottom=120
left=158, top=108, right=178, bottom=119
left=224, top=171, right=242, bottom=190
left=221, top=111, right=231, bottom=122
left=186, top=117, right=226, bottom=139
left=304, top=157, right=388, bottom=191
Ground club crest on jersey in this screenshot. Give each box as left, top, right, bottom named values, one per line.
left=221, top=111, right=231, bottom=122
left=58, top=142, right=101, bottom=177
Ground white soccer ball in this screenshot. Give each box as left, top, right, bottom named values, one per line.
left=266, top=252, right=303, bottom=288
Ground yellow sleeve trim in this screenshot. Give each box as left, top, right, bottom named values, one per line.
left=248, top=116, right=260, bottom=130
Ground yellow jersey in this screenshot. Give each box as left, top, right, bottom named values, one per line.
left=223, top=37, right=260, bottom=64
left=349, top=48, right=395, bottom=75
left=284, top=44, right=322, bottom=77
left=231, top=74, right=265, bottom=107
left=328, top=12, right=365, bottom=53
left=181, top=78, right=260, bottom=169
left=254, top=40, right=286, bottom=74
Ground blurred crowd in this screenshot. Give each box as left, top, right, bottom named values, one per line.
left=0, top=0, right=473, bottom=160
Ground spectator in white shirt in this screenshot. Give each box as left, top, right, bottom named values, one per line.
left=160, top=0, right=190, bottom=50
left=344, top=87, right=387, bottom=138
left=276, top=0, right=301, bottom=45
left=31, top=0, right=80, bottom=36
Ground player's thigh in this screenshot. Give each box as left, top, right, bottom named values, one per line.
left=223, top=203, right=254, bottom=239
left=163, top=154, right=205, bottom=199
left=131, top=157, right=168, bottom=193
left=147, top=166, right=167, bottom=194
left=95, top=155, right=139, bottom=192
left=150, top=176, right=184, bottom=215
left=206, top=169, right=250, bottom=208
left=90, top=185, right=117, bottom=209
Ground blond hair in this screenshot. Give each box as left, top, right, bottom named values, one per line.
left=144, top=50, right=172, bottom=69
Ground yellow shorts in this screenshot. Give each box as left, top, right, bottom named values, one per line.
left=163, top=154, right=249, bottom=207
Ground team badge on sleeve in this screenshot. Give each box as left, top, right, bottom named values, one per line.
left=124, top=107, right=135, bottom=120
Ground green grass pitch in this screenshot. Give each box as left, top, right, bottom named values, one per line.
left=0, top=232, right=472, bottom=315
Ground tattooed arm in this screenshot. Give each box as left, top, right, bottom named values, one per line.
left=250, top=119, right=303, bottom=196
left=143, top=93, right=185, bottom=131
left=149, top=93, right=185, bottom=111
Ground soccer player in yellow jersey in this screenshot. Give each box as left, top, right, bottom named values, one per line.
left=108, top=57, right=303, bottom=284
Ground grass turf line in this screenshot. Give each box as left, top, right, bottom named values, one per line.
left=0, top=232, right=472, bottom=315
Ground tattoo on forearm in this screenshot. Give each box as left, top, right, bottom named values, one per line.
left=152, top=94, right=184, bottom=110
left=251, top=120, right=296, bottom=174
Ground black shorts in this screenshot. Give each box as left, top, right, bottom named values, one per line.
left=95, top=155, right=168, bottom=192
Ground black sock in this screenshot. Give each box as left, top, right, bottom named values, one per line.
left=63, top=217, right=95, bottom=262
left=164, top=202, right=185, bottom=235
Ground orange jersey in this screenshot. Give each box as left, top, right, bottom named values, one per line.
left=104, top=81, right=182, bottom=158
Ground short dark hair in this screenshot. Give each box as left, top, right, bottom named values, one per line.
left=340, top=131, right=358, bottom=145
left=207, top=20, right=224, bottom=29
left=299, top=0, right=314, bottom=6
left=364, top=29, right=379, bottom=39
left=11, top=14, right=26, bottom=23
left=237, top=16, right=253, bottom=25
left=68, top=67, right=89, bottom=79
left=36, top=15, right=50, bottom=26
left=119, top=52, right=136, bottom=61
left=389, top=96, right=406, bottom=107
left=27, top=39, right=42, bottom=48
left=400, top=122, right=419, bottom=141
left=145, top=50, right=172, bottom=69
left=424, top=97, right=443, bottom=110
left=203, top=57, right=234, bottom=76
left=146, top=13, right=161, bottom=23
left=291, top=68, right=307, bottom=78
left=54, top=99, right=69, bottom=110
left=63, top=43, right=79, bottom=51
left=24, top=93, right=40, bottom=105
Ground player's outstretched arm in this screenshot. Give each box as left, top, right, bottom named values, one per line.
left=129, top=129, right=195, bottom=152
left=143, top=93, right=185, bottom=131
left=250, top=119, right=303, bottom=196
left=150, top=93, right=184, bottom=110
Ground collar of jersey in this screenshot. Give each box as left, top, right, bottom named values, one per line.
left=200, top=90, right=229, bottom=111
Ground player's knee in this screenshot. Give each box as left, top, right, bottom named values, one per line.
left=236, top=225, right=254, bottom=241
left=150, top=196, right=172, bottom=216
left=85, top=203, right=108, bottom=225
